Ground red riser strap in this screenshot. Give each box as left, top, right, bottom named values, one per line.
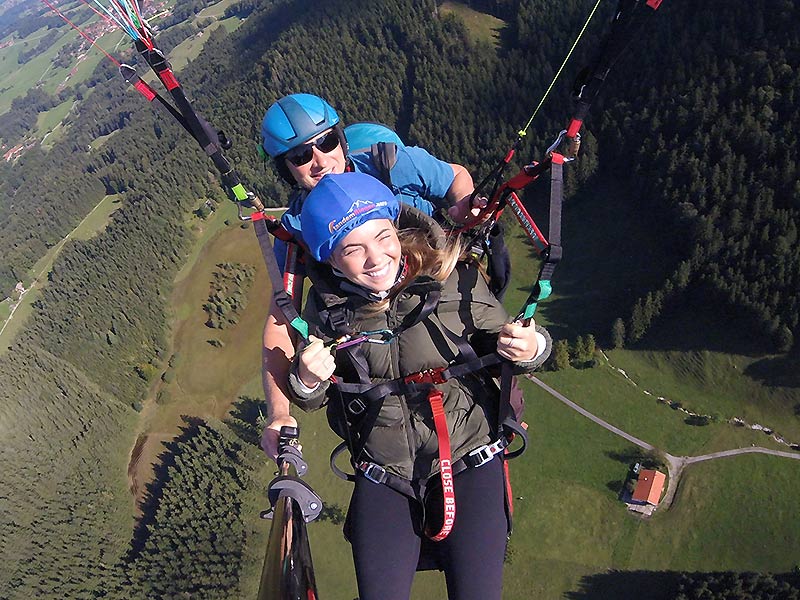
left=427, top=390, right=456, bottom=541
left=505, top=169, right=539, bottom=192
left=133, top=80, right=156, bottom=101
left=566, top=118, right=582, bottom=138
left=159, top=68, right=180, bottom=91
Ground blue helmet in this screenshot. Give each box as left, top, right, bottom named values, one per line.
left=261, top=93, right=342, bottom=158
left=301, top=173, right=399, bottom=262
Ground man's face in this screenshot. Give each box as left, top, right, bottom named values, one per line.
left=285, top=128, right=346, bottom=190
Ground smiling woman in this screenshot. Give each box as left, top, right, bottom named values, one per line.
left=286, top=171, right=552, bottom=600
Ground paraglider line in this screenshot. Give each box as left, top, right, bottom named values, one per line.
left=40, top=0, right=121, bottom=66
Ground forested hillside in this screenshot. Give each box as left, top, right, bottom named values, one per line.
left=1, top=0, right=798, bottom=598
left=593, top=1, right=799, bottom=351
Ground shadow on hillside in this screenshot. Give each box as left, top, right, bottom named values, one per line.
left=629, top=289, right=774, bottom=357
left=225, top=395, right=266, bottom=447
left=565, top=570, right=682, bottom=600
left=515, top=171, right=787, bottom=363
left=125, top=416, right=206, bottom=562
left=744, top=354, right=800, bottom=389
left=514, top=174, right=683, bottom=344
left=234, top=0, right=313, bottom=65
left=568, top=570, right=800, bottom=599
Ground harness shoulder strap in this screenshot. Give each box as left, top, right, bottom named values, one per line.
left=369, top=141, right=398, bottom=187
left=252, top=213, right=308, bottom=340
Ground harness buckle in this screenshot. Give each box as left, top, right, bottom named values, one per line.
left=347, top=398, right=367, bottom=415
left=466, top=438, right=507, bottom=468
left=360, top=462, right=388, bottom=485
left=404, top=367, right=447, bottom=386
left=546, top=129, right=579, bottom=163
left=467, top=445, right=494, bottom=468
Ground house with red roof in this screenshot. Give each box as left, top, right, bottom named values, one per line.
left=632, top=469, right=666, bottom=506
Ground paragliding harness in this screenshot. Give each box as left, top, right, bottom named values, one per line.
left=288, top=208, right=531, bottom=544
left=323, top=315, right=530, bottom=544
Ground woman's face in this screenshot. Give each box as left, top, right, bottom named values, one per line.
left=329, top=219, right=401, bottom=293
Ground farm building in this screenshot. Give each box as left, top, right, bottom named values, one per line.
left=632, top=469, right=666, bottom=505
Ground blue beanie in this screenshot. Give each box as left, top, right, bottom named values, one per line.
left=301, top=172, right=400, bottom=262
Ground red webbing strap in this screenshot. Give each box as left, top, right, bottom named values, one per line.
left=504, top=168, right=539, bottom=192
left=566, top=118, right=583, bottom=138
left=133, top=79, right=156, bottom=101
left=159, top=67, right=180, bottom=91
left=426, top=389, right=456, bottom=541
left=503, top=459, right=513, bottom=517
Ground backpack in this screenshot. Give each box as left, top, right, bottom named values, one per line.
left=344, top=122, right=403, bottom=187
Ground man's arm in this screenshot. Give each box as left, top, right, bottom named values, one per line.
left=446, top=163, right=486, bottom=223
left=260, top=298, right=298, bottom=461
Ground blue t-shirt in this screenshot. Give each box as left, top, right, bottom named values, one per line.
left=275, top=145, right=455, bottom=272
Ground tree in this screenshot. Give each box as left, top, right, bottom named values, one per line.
left=552, top=339, right=571, bottom=371
left=584, top=334, right=596, bottom=358
left=573, top=335, right=587, bottom=362
left=611, top=318, right=626, bottom=349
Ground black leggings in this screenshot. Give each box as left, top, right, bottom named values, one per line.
left=348, top=457, right=507, bottom=600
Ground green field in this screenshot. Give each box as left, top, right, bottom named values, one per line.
left=0, top=19, right=125, bottom=123
left=440, top=1, right=505, bottom=48
left=1, top=26, right=72, bottom=114
left=197, top=0, right=240, bottom=18
left=167, top=21, right=227, bottom=72
left=137, top=189, right=800, bottom=598
left=166, top=8, right=246, bottom=73
left=0, top=298, right=12, bottom=321
left=38, top=97, right=74, bottom=147
left=89, top=128, right=119, bottom=150
left=0, top=194, right=122, bottom=352
left=127, top=202, right=265, bottom=460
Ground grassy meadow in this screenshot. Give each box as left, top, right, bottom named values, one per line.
left=440, top=1, right=505, bottom=49
left=128, top=201, right=269, bottom=500
left=0, top=0, right=237, bottom=142
left=0, top=298, right=10, bottom=321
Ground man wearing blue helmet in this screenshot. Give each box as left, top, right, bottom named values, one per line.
left=259, top=93, right=482, bottom=459
left=259, top=93, right=478, bottom=250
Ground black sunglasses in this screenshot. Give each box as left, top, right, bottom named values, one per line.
left=284, top=130, right=341, bottom=166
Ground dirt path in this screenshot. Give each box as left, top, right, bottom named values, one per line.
left=527, top=375, right=800, bottom=510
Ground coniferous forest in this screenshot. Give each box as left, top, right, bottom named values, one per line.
left=1, top=0, right=799, bottom=598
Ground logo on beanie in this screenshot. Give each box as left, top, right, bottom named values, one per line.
left=328, top=200, right=388, bottom=233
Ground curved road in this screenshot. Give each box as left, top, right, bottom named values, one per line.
left=528, top=375, right=800, bottom=510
